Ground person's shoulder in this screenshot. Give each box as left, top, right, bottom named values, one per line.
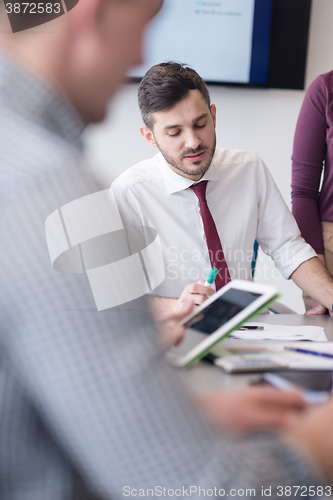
left=307, top=70, right=333, bottom=99
left=0, top=107, right=82, bottom=206
left=111, top=153, right=162, bottom=194
left=314, top=69, right=333, bottom=85
left=214, top=148, right=263, bottom=168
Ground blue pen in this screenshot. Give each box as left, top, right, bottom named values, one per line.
left=285, top=347, right=333, bottom=359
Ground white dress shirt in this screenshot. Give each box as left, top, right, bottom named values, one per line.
left=111, top=149, right=316, bottom=299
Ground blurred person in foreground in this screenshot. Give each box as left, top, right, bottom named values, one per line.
left=1, top=1, right=333, bottom=499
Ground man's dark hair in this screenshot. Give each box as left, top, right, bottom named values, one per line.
left=138, top=62, right=211, bottom=129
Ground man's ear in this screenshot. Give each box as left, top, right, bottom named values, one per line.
left=210, top=104, right=217, bottom=127
left=140, top=126, right=157, bottom=147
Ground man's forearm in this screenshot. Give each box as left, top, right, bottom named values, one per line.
left=291, top=257, right=333, bottom=311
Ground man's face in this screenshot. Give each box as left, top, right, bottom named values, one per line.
left=73, top=0, right=163, bottom=122
left=102, top=0, right=162, bottom=95
left=149, top=89, right=217, bottom=181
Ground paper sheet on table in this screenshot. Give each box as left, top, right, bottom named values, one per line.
left=231, top=322, right=327, bottom=341
left=270, top=342, right=333, bottom=369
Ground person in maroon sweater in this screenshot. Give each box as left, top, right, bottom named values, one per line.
left=292, top=70, right=333, bottom=314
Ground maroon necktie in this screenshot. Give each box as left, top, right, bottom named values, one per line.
left=190, top=181, right=231, bottom=290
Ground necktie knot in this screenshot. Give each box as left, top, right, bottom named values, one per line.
left=189, top=181, right=208, bottom=203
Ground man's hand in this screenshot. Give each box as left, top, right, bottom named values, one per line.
left=291, top=254, right=333, bottom=316
left=148, top=280, right=215, bottom=318
left=285, top=397, right=333, bottom=482
left=179, top=279, right=215, bottom=307
left=196, top=386, right=307, bottom=435
left=302, top=254, right=330, bottom=315
left=152, top=279, right=216, bottom=348
left=305, top=299, right=327, bottom=315
left=157, top=300, right=195, bottom=350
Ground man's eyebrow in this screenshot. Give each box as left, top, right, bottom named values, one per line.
left=163, top=124, right=182, bottom=131
left=163, top=113, right=209, bottom=131
left=193, top=113, right=208, bottom=123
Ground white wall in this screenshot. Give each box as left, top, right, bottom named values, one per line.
left=83, top=0, right=333, bottom=313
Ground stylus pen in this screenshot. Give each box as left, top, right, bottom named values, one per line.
left=262, top=373, right=298, bottom=393
left=262, top=373, right=329, bottom=404
left=285, top=347, right=333, bottom=359
left=204, top=267, right=219, bottom=289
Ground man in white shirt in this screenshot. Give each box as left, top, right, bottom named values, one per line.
left=111, top=62, right=333, bottom=315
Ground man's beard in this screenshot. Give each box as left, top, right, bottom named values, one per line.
left=155, top=135, right=217, bottom=178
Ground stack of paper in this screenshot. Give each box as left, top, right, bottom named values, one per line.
left=214, top=341, right=333, bottom=370
left=231, top=322, right=327, bottom=342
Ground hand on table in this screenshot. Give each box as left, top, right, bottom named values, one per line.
left=179, top=279, right=215, bottom=307
left=196, top=386, right=307, bottom=435
left=302, top=255, right=333, bottom=316
left=305, top=299, right=327, bottom=315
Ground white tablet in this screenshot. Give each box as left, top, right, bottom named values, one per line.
left=167, top=279, right=279, bottom=368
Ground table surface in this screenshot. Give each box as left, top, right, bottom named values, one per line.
left=180, top=314, right=333, bottom=394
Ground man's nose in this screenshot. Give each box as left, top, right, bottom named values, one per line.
left=184, top=130, right=201, bottom=150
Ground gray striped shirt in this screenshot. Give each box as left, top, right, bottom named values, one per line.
left=0, top=50, right=324, bottom=500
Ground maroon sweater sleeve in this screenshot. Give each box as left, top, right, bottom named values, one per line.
left=291, top=75, right=327, bottom=255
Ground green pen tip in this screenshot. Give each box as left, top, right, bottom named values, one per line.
left=207, top=267, right=219, bottom=284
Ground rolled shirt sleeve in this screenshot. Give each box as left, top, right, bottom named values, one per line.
left=256, top=156, right=317, bottom=279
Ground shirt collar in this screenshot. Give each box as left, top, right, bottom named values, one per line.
left=0, top=49, right=85, bottom=150
left=157, top=150, right=219, bottom=195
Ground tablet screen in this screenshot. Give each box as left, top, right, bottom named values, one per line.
left=185, top=289, right=262, bottom=334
